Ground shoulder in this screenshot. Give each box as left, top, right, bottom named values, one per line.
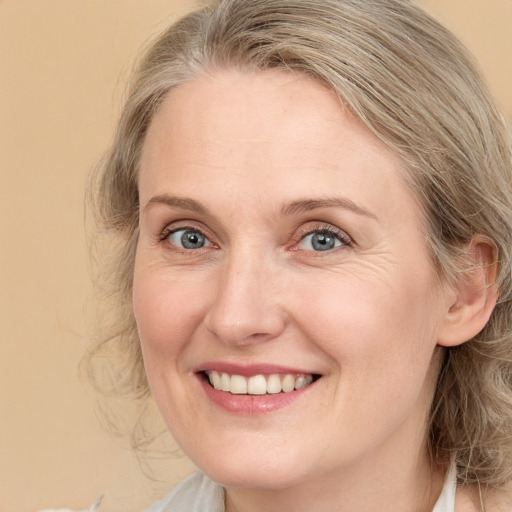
left=142, top=471, right=225, bottom=512
left=455, top=483, right=512, bottom=512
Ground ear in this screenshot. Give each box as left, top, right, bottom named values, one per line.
left=437, top=236, right=498, bottom=347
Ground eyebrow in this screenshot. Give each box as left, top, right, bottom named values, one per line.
left=144, top=194, right=377, bottom=221
left=144, top=194, right=210, bottom=215
left=280, top=197, right=378, bottom=220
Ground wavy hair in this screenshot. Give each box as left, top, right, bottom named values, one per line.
left=84, top=0, right=512, bottom=489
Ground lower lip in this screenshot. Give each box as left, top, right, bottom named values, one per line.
left=198, top=374, right=316, bottom=415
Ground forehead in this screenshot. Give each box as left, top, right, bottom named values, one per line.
left=139, top=69, right=419, bottom=224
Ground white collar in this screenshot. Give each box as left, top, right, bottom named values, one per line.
left=432, top=461, right=457, bottom=512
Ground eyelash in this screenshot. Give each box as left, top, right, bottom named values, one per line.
left=159, top=225, right=213, bottom=246
left=292, top=224, right=352, bottom=251
left=158, top=223, right=352, bottom=252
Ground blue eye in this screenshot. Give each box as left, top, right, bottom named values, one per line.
left=167, top=229, right=211, bottom=249
left=298, top=231, right=345, bottom=251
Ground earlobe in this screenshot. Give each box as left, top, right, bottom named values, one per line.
left=437, top=237, right=498, bottom=348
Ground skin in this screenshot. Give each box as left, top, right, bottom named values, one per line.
left=133, top=69, right=496, bottom=512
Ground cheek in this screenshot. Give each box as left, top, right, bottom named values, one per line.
left=132, top=267, right=210, bottom=427
left=299, top=271, right=443, bottom=426
left=132, top=267, right=207, bottom=360
left=290, top=268, right=442, bottom=372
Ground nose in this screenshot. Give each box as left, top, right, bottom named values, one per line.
left=203, top=251, right=286, bottom=346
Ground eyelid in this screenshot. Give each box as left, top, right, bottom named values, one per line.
left=159, top=221, right=209, bottom=241
left=157, top=220, right=351, bottom=252
left=159, top=223, right=218, bottom=252
left=291, top=222, right=353, bottom=250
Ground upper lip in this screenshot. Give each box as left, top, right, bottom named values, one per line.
left=195, top=361, right=319, bottom=377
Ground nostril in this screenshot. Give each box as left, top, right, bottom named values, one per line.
left=205, top=320, right=280, bottom=347
left=203, top=279, right=287, bottom=346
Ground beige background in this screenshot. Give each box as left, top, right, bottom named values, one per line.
left=1, top=1, right=511, bottom=511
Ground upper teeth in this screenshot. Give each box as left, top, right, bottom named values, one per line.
left=206, top=371, right=313, bottom=395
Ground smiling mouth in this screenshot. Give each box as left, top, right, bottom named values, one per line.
left=203, top=370, right=319, bottom=395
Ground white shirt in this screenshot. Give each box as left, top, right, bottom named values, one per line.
left=143, top=464, right=457, bottom=512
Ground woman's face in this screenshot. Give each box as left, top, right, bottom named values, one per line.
left=134, top=69, right=451, bottom=490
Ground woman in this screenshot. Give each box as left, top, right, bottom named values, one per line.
left=85, top=0, right=512, bottom=510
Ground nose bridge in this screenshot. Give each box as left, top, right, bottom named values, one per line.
left=204, top=245, right=284, bottom=345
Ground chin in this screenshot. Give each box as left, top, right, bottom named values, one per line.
left=191, top=447, right=313, bottom=490
left=205, top=466, right=307, bottom=491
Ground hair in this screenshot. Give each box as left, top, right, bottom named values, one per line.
left=85, top=0, right=512, bottom=490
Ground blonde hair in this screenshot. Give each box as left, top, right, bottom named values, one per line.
left=85, top=0, right=512, bottom=488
